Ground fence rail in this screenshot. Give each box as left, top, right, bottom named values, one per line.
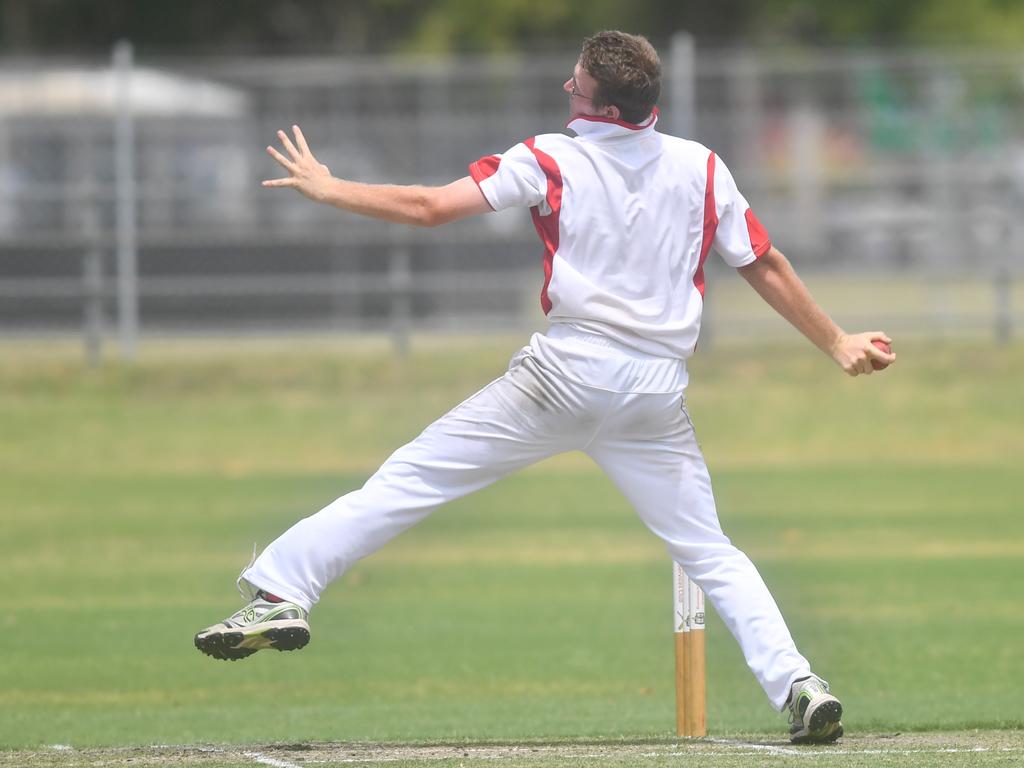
left=2, top=39, right=1022, bottom=361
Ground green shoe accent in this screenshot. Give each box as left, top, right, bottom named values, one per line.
left=194, top=592, right=310, bottom=661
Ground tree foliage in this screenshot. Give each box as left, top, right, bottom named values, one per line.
left=2, top=0, right=1024, bottom=53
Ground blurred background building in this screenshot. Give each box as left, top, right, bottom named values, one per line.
left=1, top=0, right=1021, bottom=356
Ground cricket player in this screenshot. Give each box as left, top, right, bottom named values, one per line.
left=195, top=31, right=895, bottom=744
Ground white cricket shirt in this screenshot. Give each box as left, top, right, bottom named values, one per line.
left=470, top=109, right=771, bottom=392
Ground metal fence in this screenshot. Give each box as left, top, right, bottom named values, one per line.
left=1, top=38, right=1022, bottom=360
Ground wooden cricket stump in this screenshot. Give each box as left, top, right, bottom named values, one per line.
left=673, top=562, right=706, bottom=738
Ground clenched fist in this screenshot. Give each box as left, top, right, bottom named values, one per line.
left=830, top=332, right=896, bottom=376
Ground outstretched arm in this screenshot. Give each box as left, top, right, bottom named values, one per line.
left=737, top=246, right=896, bottom=376
left=262, top=125, right=492, bottom=227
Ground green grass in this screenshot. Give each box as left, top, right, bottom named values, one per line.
left=0, top=336, right=1022, bottom=754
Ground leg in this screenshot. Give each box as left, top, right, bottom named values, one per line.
left=586, top=392, right=811, bottom=711
left=243, top=353, right=587, bottom=612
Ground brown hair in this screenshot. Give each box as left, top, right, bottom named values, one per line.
left=579, top=31, right=661, bottom=124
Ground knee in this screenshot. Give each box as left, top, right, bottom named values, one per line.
left=671, top=540, right=748, bottom=574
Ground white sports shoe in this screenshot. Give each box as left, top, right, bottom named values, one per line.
left=194, top=588, right=310, bottom=661
left=787, top=674, right=844, bottom=744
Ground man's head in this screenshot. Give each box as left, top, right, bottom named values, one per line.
left=565, top=31, right=661, bottom=124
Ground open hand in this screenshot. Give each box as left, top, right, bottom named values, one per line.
left=262, top=125, right=333, bottom=203
left=831, top=332, right=896, bottom=376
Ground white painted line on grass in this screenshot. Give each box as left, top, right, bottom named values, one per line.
left=244, top=750, right=304, bottom=768
left=319, top=759, right=409, bottom=765
left=706, top=738, right=802, bottom=755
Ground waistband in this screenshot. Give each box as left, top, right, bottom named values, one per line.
left=546, top=323, right=677, bottom=362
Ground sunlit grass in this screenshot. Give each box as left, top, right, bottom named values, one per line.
left=0, top=338, right=1021, bottom=747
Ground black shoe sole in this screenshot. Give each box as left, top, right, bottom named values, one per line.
left=809, top=699, right=843, bottom=733
left=194, top=626, right=310, bottom=661
left=790, top=698, right=844, bottom=744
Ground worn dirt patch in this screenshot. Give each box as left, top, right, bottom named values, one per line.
left=4, top=731, right=1024, bottom=768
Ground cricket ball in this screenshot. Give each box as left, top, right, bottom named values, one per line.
left=871, top=340, right=892, bottom=371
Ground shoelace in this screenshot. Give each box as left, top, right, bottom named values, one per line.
left=235, top=542, right=259, bottom=600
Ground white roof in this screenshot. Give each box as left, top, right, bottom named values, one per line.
left=0, top=67, right=249, bottom=116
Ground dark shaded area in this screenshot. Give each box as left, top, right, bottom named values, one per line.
left=2, top=0, right=1016, bottom=55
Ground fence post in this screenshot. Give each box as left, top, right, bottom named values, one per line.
left=790, top=103, right=825, bottom=259
left=82, top=206, right=104, bottom=368
left=730, top=51, right=762, bottom=174
left=389, top=243, right=411, bottom=357
left=671, top=32, right=709, bottom=349
left=994, top=267, right=1011, bottom=345
left=670, top=32, right=696, bottom=139
left=114, top=40, right=139, bottom=361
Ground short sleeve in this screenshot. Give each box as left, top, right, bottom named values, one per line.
left=711, top=156, right=772, bottom=268
left=469, top=141, right=547, bottom=212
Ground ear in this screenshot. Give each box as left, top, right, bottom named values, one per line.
left=604, top=104, right=621, bottom=120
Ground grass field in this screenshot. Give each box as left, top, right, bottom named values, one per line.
left=1, top=336, right=1022, bottom=766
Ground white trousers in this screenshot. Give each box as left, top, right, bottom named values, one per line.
left=243, top=344, right=811, bottom=711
